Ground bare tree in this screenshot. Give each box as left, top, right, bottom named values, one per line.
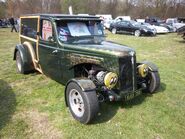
left=2, top=0, right=185, bottom=19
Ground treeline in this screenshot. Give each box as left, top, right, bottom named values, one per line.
left=0, top=0, right=185, bottom=18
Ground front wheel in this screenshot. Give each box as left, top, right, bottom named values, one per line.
left=111, top=28, right=117, bottom=34
left=144, top=71, right=160, bottom=93
left=66, top=82, right=99, bottom=124
left=134, top=30, right=141, bottom=37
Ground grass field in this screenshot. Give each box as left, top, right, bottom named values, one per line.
left=0, top=28, right=185, bottom=139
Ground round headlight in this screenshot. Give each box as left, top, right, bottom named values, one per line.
left=104, top=72, right=118, bottom=89
left=138, top=64, right=149, bottom=78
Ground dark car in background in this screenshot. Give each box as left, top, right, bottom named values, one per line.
left=0, top=19, right=9, bottom=28
left=109, top=20, right=156, bottom=37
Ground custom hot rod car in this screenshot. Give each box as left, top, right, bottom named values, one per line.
left=13, top=14, right=160, bottom=124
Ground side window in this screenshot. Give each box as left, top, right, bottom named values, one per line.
left=167, top=20, right=173, bottom=24
left=21, top=18, right=38, bottom=39
left=120, top=21, right=127, bottom=26
left=41, top=20, right=53, bottom=41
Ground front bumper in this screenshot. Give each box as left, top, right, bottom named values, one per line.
left=120, top=89, right=143, bottom=101
left=142, top=31, right=156, bottom=36
left=105, top=88, right=143, bottom=101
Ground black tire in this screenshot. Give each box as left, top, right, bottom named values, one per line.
left=111, top=28, right=117, bottom=34
left=66, top=82, right=99, bottom=124
left=134, top=30, right=141, bottom=37
left=144, top=71, right=160, bottom=93
left=16, top=51, right=25, bottom=74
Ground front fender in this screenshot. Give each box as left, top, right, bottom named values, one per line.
left=140, top=61, right=159, bottom=72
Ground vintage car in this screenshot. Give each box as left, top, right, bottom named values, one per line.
left=13, top=14, right=160, bottom=124
left=109, top=20, right=156, bottom=36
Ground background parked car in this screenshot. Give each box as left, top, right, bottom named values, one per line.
left=0, top=19, right=9, bottom=28
left=109, top=20, right=156, bottom=37
left=159, top=24, right=175, bottom=32
left=145, top=16, right=165, bottom=26
left=177, top=17, right=185, bottom=23
left=144, top=17, right=174, bottom=32
left=166, top=18, right=185, bottom=31
left=139, top=22, right=169, bottom=34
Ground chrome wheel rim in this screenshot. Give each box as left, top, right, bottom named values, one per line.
left=112, top=28, right=116, bottom=34
left=135, top=30, right=140, bottom=37
left=69, top=89, right=84, bottom=117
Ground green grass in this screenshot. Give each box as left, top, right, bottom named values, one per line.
left=0, top=28, right=185, bottom=139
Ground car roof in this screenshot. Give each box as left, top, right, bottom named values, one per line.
left=20, top=14, right=101, bottom=20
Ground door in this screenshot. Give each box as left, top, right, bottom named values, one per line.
left=38, top=19, right=61, bottom=81
left=120, top=21, right=130, bottom=34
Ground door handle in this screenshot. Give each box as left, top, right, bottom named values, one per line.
left=52, top=49, right=58, bottom=54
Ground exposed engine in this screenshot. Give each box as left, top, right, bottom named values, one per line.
left=87, top=65, right=118, bottom=89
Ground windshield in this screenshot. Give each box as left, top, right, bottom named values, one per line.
left=130, top=20, right=141, bottom=27
left=56, top=20, right=105, bottom=44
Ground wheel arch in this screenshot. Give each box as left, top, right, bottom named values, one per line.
left=13, top=44, right=28, bottom=62
left=64, top=78, right=96, bottom=106
left=139, top=61, right=159, bottom=72
left=13, top=42, right=38, bottom=72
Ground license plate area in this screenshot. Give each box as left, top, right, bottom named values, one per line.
left=125, top=90, right=142, bottom=100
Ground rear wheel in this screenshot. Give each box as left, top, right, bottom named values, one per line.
left=111, top=28, right=117, bottom=34
left=134, top=30, right=141, bottom=37
left=66, top=82, right=99, bottom=124
left=144, top=71, right=160, bottom=93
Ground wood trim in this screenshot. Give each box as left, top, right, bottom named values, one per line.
left=36, top=16, right=43, bottom=72
left=36, top=16, right=40, bottom=60
left=23, top=41, right=43, bottom=74
left=20, top=35, right=37, bottom=42
left=19, top=16, right=43, bottom=74
left=20, top=16, right=40, bottom=19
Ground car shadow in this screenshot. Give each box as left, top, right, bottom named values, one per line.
left=0, top=79, right=16, bottom=131
left=91, top=82, right=166, bottom=124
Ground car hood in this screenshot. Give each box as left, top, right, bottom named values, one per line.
left=143, top=25, right=155, bottom=30
left=65, top=41, right=135, bottom=57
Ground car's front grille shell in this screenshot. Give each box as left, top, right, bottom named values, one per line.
left=119, top=55, right=136, bottom=92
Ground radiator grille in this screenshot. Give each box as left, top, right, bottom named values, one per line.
left=119, top=56, right=136, bottom=91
